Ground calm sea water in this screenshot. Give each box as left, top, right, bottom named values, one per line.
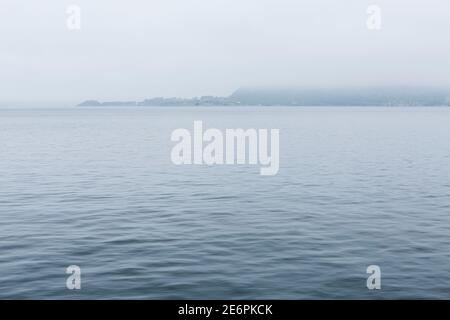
left=1, top=106, right=450, bottom=299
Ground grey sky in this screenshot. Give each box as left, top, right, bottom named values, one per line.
left=1, top=0, right=450, bottom=106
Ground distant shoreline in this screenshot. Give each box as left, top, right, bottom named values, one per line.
left=78, top=87, right=450, bottom=107
left=76, top=104, right=450, bottom=108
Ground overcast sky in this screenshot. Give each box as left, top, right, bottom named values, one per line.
left=1, top=0, right=450, bottom=106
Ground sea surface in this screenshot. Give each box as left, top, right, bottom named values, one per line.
left=1, top=106, right=450, bottom=299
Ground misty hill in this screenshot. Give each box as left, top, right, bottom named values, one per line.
left=230, top=87, right=450, bottom=106
left=78, top=87, right=450, bottom=107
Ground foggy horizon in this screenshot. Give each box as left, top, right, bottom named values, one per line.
left=2, top=0, right=450, bottom=106
left=4, top=85, right=450, bottom=108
